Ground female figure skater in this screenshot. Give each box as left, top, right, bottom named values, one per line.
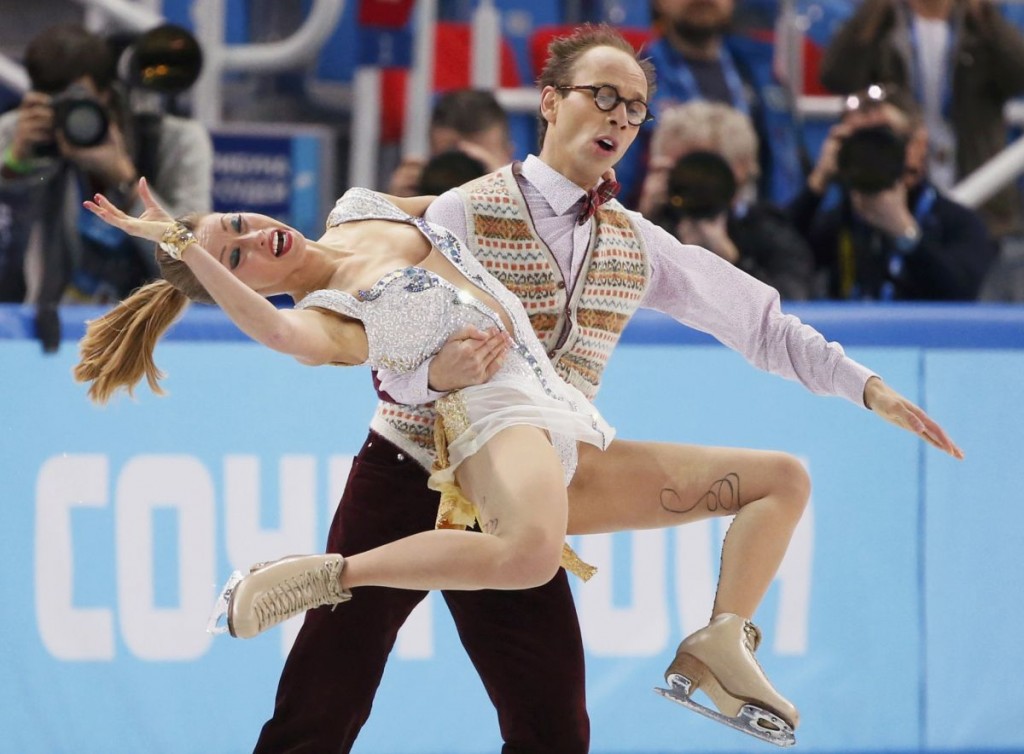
left=76, top=178, right=615, bottom=624
left=76, top=168, right=961, bottom=747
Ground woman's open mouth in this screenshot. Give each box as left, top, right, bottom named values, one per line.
left=273, top=230, right=292, bottom=257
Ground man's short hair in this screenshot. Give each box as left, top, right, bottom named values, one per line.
left=430, top=89, right=509, bottom=137
left=25, top=23, right=116, bottom=94
left=418, top=150, right=488, bottom=195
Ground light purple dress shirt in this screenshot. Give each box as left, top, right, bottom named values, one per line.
left=378, top=155, right=875, bottom=408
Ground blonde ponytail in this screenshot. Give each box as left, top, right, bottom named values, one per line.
left=73, top=279, right=189, bottom=404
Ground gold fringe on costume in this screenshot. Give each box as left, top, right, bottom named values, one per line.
left=429, top=411, right=597, bottom=582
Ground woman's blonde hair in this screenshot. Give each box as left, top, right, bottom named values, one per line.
left=73, top=214, right=215, bottom=404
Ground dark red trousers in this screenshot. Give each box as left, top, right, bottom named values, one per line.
left=252, top=431, right=590, bottom=753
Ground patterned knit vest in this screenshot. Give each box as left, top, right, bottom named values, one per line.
left=370, top=164, right=651, bottom=468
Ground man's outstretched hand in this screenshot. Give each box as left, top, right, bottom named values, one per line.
left=864, top=376, right=964, bottom=459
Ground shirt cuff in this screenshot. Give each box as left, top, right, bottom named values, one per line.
left=376, top=359, right=446, bottom=406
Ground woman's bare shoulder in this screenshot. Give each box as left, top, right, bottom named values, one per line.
left=378, top=193, right=436, bottom=218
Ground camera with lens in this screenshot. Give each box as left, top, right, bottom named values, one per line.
left=836, top=125, right=908, bottom=194
left=51, top=83, right=110, bottom=149
left=665, top=151, right=738, bottom=222
left=35, top=24, right=202, bottom=157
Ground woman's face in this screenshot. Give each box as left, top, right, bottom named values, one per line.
left=194, top=212, right=306, bottom=294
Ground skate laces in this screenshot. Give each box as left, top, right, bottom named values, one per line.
left=741, top=620, right=763, bottom=653
left=253, top=558, right=347, bottom=633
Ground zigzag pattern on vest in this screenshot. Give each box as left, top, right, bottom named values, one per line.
left=467, top=173, right=563, bottom=348
left=372, top=164, right=651, bottom=465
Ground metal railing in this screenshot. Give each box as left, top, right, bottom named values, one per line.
left=2, top=0, right=1022, bottom=207
left=190, top=0, right=345, bottom=125
left=0, top=0, right=345, bottom=127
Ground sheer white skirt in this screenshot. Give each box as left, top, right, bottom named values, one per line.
left=429, top=376, right=615, bottom=489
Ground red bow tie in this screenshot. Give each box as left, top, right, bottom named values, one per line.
left=577, top=179, right=621, bottom=225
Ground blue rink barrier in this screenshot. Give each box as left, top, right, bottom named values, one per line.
left=1, top=302, right=1022, bottom=754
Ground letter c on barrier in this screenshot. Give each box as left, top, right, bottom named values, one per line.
left=36, top=454, right=114, bottom=660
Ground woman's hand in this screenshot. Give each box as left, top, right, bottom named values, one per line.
left=83, top=176, right=174, bottom=242
left=863, top=376, right=964, bottom=459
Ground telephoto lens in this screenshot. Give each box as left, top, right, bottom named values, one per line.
left=52, top=83, right=109, bottom=148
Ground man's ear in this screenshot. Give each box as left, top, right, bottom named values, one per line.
left=539, top=86, right=559, bottom=124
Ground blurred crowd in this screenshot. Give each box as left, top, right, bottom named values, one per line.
left=4, top=0, right=1024, bottom=343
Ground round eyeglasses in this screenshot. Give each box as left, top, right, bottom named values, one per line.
left=556, top=84, right=654, bottom=127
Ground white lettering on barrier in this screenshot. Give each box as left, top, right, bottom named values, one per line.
left=774, top=502, right=813, bottom=655
left=116, top=455, right=216, bottom=660
left=224, top=455, right=319, bottom=654
left=578, top=501, right=814, bottom=656
left=673, top=519, right=720, bottom=638
left=34, top=455, right=813, bottom=662
left=36, top=454, right=115, bottom=661
left=577, top=531, right=670, bottom=656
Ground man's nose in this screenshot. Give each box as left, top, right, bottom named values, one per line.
left=608, top=102, right=630, bottom=127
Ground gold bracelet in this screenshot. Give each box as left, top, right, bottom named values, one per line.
left=159, top=222, right=198, bottom=261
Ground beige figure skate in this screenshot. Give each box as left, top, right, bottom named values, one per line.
left=207, top=554, right=351, bottom=639
left=655, top=613, right=798, bottom=747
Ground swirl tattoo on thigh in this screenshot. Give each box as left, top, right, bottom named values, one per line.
left=660, top=472, right=741, bottom=515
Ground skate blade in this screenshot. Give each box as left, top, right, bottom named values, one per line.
left=655, top=676, right=796, bottom=748
left=206, top=570, right=243, bottom=635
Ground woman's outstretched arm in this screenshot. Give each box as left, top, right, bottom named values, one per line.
left=85, top=179, right=366, bottom=367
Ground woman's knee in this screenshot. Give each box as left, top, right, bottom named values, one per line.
left=770, top=452, right=811, bottom=512
left=497, top=532, right=564, bottom=589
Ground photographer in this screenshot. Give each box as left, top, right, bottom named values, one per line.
left=819, top=0, right=1024, bottom=239
left=0, top=23, right=212, bottom=348
left=642, top=101, right=814, bottom=299
left=417, top=149, right=488, bottom=196
left=790, top=85, right=997, bottom=300
left=387, top=89, right=513, bottom=198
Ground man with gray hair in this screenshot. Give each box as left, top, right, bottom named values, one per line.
left=639, top=101, right=814, bottom=298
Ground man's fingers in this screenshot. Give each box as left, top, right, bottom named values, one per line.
left=906, top=405, right=964, bottom=459
left=481, top=332, right=510, bottom=362
left=451, top=325, right=491, bottom=343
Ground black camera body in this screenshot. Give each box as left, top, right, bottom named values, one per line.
left=836, top=125, right=908, bottom=194
left=665, top=151, right=738, bottom=222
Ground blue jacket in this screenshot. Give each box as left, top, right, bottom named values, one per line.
left=616, top=33, right=806, bottom=208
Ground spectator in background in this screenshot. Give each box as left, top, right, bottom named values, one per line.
left=417, top=149, right=488, bottom=196
left=613, top=0, right=806, bottom=208
left=820, top=0, right=1024, bottom=239
left=388, top=88, right=514, bottom=197
left=640, top=101, right=814, bottom=299
left=790, top=84, right=997, bottom=300
left=0, top=23, right=212, bottom=350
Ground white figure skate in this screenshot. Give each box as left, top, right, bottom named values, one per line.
left=655, top=613, right=798, bottom=747
left=207, top=554, right=351, bottom=639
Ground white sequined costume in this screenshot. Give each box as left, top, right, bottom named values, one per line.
left=295, top=188, right=614, bottom=486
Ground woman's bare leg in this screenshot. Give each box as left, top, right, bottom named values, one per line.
left=568, top=439, right=809, bottom=620
left=568, top=438, right=808, bottom=736
left=340, top=425, right=569, bottom=592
